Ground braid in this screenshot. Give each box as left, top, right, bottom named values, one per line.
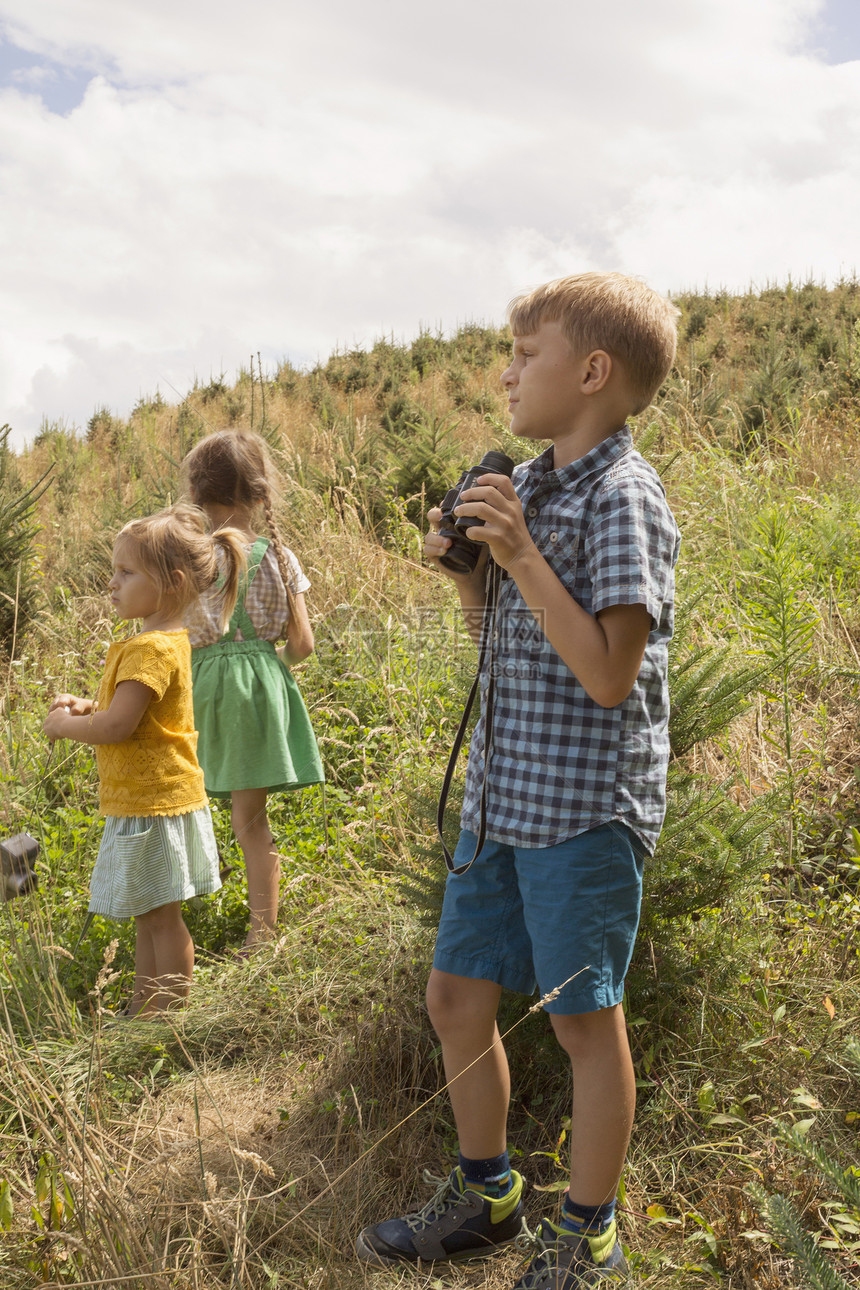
left=262, top=490, right=298, bottom=622
left=182, top=429, right=300, bottom=630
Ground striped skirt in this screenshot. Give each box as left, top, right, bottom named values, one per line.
left=88, top=808, right=221, bottom=920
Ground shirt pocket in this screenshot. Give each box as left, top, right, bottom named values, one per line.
left=536, top=523, right=585, bottom=590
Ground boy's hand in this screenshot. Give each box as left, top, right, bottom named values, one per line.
left=424, top=506, right=489, bottom=585
left=455, top=474, right=537, bottom=572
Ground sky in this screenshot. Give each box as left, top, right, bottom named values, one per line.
left=1, top=0, right=859, bottom=447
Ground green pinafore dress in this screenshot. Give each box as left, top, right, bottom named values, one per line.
left=190, top=539, right=324, bottom=798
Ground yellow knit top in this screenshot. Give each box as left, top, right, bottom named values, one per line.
left=95, top=631, right=207, bottom=817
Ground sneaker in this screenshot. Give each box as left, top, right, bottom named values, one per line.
left=511, top=1218, right=630, bottom=1288
left=355, top=1167, right=526, bottom=1266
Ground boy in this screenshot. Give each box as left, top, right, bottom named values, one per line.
left=356, top=273, right=681, bottom=1288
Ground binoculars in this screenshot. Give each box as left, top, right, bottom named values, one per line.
left=437, top=450, right=515, bottom=575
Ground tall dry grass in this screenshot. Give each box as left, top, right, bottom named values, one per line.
left=3, top=299, right=860, bottom=1286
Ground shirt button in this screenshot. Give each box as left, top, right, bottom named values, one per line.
left=527, top=506, right=538, bottom=517
left=549, top=532, right=559, bottom=543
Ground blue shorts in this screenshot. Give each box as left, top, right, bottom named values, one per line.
left=432, top=823, right=646, bottom=1015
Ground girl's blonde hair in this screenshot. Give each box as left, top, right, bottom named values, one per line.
left=116, top=504, right=247, bottom=632
left=181, top=430, right=298, bottom=617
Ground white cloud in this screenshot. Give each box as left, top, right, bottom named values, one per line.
left=0, top=0, right=858, bottom=444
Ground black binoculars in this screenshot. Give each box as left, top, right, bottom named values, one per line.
left=437, top=450, right=515, bottom=575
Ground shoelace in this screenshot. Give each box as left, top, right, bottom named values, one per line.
left=516, top=1219, right=555, bottom=1252
left=513, top=1222, right=624, bottom=1288
left=511, top=1223, right=561, bottom=1289
left=403, top=1171, right=462, bottom=1233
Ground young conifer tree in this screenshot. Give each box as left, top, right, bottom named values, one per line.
left=0, top=426, right=48, bottom=655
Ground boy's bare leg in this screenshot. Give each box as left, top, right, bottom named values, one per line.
left=132, top=901, right=194, bottom=1015
left=426, top=969, right=508, bottom=1158
left=550, top=1003, right=635, bottom=1205
left=355, top=970, right=523, bottom=1266
left=231, top=788, right=280, bottom=948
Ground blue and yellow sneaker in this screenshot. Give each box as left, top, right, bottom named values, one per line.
left=355, top=1167, right=526, bottom=1265
left=511, top=1218, right=630, bottom=1288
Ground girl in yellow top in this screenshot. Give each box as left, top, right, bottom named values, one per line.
left=44, top=505, right=245, bottom=1018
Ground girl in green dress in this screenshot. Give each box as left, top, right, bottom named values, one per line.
left=183, top=431, right=324, bottom=953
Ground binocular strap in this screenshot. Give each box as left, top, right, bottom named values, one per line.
left=437, top=561, right=501, bottom=875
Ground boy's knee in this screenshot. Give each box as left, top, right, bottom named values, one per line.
left=550, top=1004, right=626, bottom=1060
left=425, top=971, right=454, bottom=1028
left=425, top=970, right=499, bottom=1037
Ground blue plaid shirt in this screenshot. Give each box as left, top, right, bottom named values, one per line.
left=460, top=426, right=681, bottom=854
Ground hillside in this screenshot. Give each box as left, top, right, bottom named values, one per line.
left=1, top=283, right=860, bottom=1288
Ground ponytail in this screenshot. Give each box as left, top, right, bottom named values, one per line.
left=211, top=527, right=248, bottom=632
left=117, top=504, right=247, bottom=625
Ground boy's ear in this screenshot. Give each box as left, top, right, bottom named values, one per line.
left=580, top=350, right=613, bottom=395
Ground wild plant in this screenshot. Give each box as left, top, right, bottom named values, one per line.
left=667, top=583, right=768, bottom=758
left=740, top=507, right=822, bottom=850
left=379, top=408, right=472, bottom=527
left=751, top=1062, right=860, bottom=1290
left=0, top=426, right=51, bottom=654
left=630, top=589, right=777, bottom=1025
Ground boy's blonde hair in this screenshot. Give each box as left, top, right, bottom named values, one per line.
left=508, top=272, right=680, bottom=414
left=116, top=504, right=247, bottom=632
left=181, top=430, right=298, bottom=617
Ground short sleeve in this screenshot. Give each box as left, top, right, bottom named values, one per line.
left=114, top=638, right=176, bottom=701
left=285, top=548, right=310, bottom=595
left=586, top=468, right=680, bottom=624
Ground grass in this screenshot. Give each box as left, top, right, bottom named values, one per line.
left=2, top=287, right=860, bottom=1286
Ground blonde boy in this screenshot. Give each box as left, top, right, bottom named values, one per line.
left=357, top=273, right=681, bottom=1288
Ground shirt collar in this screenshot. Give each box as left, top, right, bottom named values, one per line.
left=522, top=426, right=633, bottom=491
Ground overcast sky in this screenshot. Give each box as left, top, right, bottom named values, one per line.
left=1, top=0, right=859, bottom=446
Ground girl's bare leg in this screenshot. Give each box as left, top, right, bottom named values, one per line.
left=131, top=901, right=194, bottom=1015
left=131, top=920, right=157, bottom=1014
left=231, top=788, right=280, bottom=949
